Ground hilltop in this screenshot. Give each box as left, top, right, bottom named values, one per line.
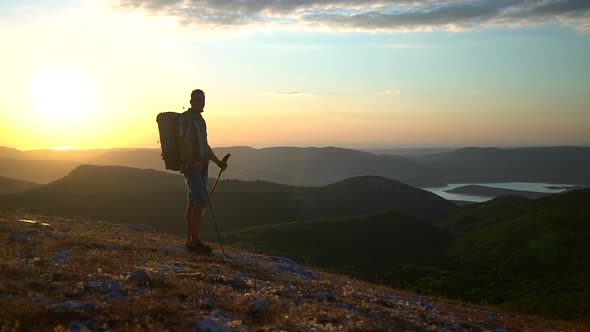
left=0, top=212, right=582, bottom=331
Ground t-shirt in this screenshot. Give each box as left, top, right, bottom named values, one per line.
left=178, top=109, right=208, bottom=164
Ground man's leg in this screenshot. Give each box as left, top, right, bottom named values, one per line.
left=189, top=201, right=207, bottom=242
left=186, top=201, right=195, bottom=243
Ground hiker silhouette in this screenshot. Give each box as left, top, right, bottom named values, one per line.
left=178, top=89, right=228, bottom=254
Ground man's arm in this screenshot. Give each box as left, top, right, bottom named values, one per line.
left=208, top=145, right=227, bottom=170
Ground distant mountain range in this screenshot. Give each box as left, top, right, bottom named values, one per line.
left=419, top=147, right=590, bottom=185
left=3, top=145, right=588, bottom=186
left=0, top=146, right=447, bottom=187
left=0, top=157, right=79, bottom=184
left=0, top=165, right=454, bottom=235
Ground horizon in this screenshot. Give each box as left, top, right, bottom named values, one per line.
left=1, top=1, right=589, bottom=149
left=5, top=143, right=590, bottom=153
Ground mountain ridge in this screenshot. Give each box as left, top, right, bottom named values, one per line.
left=0, top=165, right=455, bottom=235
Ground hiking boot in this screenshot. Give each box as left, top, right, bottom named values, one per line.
left=186, top=240, right=212, bottom=255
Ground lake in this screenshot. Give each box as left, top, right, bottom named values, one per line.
left=421, top=182, right=573, bottom=202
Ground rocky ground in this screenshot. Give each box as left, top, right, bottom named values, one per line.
left=0, top=212, right=586, bottom=331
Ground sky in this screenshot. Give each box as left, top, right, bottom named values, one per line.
left=1, top=0, right=589, bottom=150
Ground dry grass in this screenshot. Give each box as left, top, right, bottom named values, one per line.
left=1, top=211, right=587, bottom=331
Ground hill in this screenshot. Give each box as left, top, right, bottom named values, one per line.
left=0, top=212, right=581, bottom=331
left=418, top=146, right=590, bottom=184
left=0, top=157, right=79, bottom=184
left=224, top=189, right=590, bottom=321
left=225, top=211, right=452, bottom=284
left=0, top=165, right=454, bottom=235
left=0, top=176, right=40, bottom=195
left=430, top=189, right=590, bottom=320
left=445, top=185, right=549, bottom=199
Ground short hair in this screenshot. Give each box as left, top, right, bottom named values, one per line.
left=191, top=89, right=205, bottom=100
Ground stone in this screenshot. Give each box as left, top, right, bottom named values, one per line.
left=8, top=231, right=28, bottom=242
left=68, top=318, right=101, bottom=332
left=270, top=256, right=320, bottom=280
left=129, top=269, right=150, bottom=285
left=249, top=297, right=270, bottom=316
left=89, top=242, right=117, bottom=250
left=49, top=300, right=97, bottom=312
left=316, top=291, right=336, bottom=302
left=161, top=245, right=183, bottom=253
left=68, top=321, right=91, bottom=332
left=232, top=272, right=248, bottom=290
left=156, top=263, right=187, bottom=272
left=191, top=318, right=232, bottom=332
left=53, top=251, right=70, bottom=265
left=200, top=298, right=215, bottom=310
left=127, top=224, right=157, bottom=232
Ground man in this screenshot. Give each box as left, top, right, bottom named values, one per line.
left=178, top=89, right=227, bottom=254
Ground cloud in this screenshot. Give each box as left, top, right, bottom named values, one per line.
left=110, top=0, right=590, bottom=32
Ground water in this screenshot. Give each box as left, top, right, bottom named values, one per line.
left=422, top=182, right=573, bottom=203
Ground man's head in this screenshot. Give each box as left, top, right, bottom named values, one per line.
left=190, top=89, right=205, bottom=111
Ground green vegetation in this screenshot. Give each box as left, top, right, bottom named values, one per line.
left=225, top=211, right=451, bottom=283
left=224, top=189, right=590, bottom=321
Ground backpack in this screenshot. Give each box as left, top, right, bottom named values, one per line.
left=156, top=112, right=182, bottom=171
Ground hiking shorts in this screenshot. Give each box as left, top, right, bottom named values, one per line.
left=183, top=166, right=209, bottom=202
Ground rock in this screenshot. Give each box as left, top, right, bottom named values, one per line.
left=58, top=227, right=72, bottom=233
left=249, top=297, right=270, bottom=316
left=232, top=272, right=248, bottom=290
left=8, top=231, right=28, bottom=242
left=129, top=269, right=150, bottom=285
left=270, top=256, right=320, bottom=280
left=482, top=315, right=498, bottom=326
left=191, top=318, right=232, bottom=332
left=200, top=298, right=215, bottom=310
left=89, top=242, right=117, bottom=250
left=161, top=245, right=183, bottom=253
left=156, top=263, right=187, bottom=272
left=127, top=224, right=157, bottom=232
left=316, top=291, right=336, bottom=302
left=68, top=318, right=101, bottom=332
left=67, top=321, right=91, bottom=332
left=53, top=251, right=70, bottom=265
left=49, top=300, right=97, bottom=312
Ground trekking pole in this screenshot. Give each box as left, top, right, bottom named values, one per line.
left=207, top=154, right=231, bottom=257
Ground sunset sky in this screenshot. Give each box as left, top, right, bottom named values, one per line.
left=1, top=0, right=589, bottom=150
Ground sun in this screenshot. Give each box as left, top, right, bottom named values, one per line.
left=28, top=65, right=99, bottom=122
